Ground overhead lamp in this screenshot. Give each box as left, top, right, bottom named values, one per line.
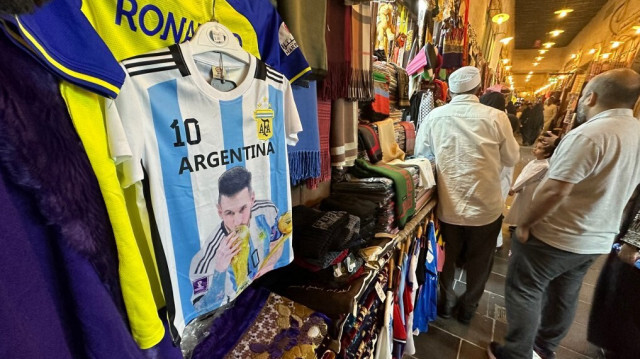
left=492, top=13, right=510, bottom=25
left=611, top=41, right=623, bottom=48
left=554, top=9, right=574, bottom=18
left=500, top=36, right=514, bottom=45
left=601, top=53, right=611, bottom=59
left=539, top=49, right=548, bottom=54
left=502, top=58, right=510, bottom=64
left=543, top=42, right=556, bottom=49
left=535, top=56, right=544, bottom=61
left=570, top=53, right=577, bottom=59
left=528, top=71, right=534, bottom=75
left=558, top=75, right=566, bottom=80
left=588, top=48, right=596, bottom=54
left=548, top=29, right=565, bottom=37
left=634, top=26, right=640, bottom=34
left=533, top=62, right=540, bottom=66
left=505, top=65, right=512, bottom=70
left=525, top=79, right=530, bottom=82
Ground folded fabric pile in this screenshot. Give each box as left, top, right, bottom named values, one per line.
left=320, top=194, right=378, bottom=242
left=331, top=176, right=397, bottom=233
left=192, top=286, right=331, bottom=359
left=351, top=159, right=416, bottom=228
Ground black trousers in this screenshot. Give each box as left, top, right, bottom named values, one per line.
left=439, top=215, right=503, bottom=313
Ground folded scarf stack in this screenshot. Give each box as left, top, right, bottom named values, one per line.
left=320, top=194, right=378, bottom=241
left=352, top=159, right=416, bottom=228
left=331, top=176, right=397, bottom=233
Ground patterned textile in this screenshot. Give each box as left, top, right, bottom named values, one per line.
left=394, top=124, right=406, bottom=153
left=307, top=98, right=333, bottom=188
left=358, top=124, right=383, bottom=164
left=417, top=91, right=435, bottom=131
left=224, top=293, right=330, bottom=359
left=352, top=159, right=416, bottom=228
left=440, top=25, right=464, bottom=69
left=395, top=66, right=410, bottom=108
left=370, top=71, right=390, bottom=120
left=398, top=121, right=416, bottom=156
left=330, top=99, right=359, bottom=168
left=348, top=2, right=373, bottom=101
left=288, top=81, right=321, bottom=186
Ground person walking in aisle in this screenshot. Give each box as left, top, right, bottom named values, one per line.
left=480, top=91, right=515, bottom=251
left=415, top=66, right=519, bottom=324
left=543, top=97, right=558, bottom=132
left=488, top=68, right=640, bottom=359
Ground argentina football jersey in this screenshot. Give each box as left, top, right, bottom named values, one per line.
left=106, top=41, right=300, bottom=340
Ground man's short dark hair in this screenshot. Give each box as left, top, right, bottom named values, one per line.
left=218, top=166, right=252, bottom=202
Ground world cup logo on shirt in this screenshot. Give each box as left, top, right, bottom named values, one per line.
left=253, top=104, right=274, bottom=141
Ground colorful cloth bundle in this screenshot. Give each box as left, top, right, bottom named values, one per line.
left=395, top=66, right=410, bottom=108
left=352, top=159, right=416, bottom=228
left=332, top=176, right=397, bottom=233
left=394, top=123, right=407, bottom=153
left=397, top=121, right=416, bottom=155
left=375, top=118, right=405, bottom=163
left=193, top=287, right=331, bottom=359
left=357, top=124, right=383, bottom=164
left=369, top=70, right=390, bottom=121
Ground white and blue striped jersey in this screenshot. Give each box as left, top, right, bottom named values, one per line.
left=106, top=41, right=300, bottom=338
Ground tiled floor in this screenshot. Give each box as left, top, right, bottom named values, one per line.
left=406, top=146, right=607, bottom=359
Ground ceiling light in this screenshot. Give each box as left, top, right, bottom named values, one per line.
left=502, top=58, right=510, bottom=64
left=525, top=79, right=530, bottom=82
left=548, top=29, right=565, bottom=37
left=558, top=75, right=566, bottom=80
left=543, top=42, right=556, bottom=49
left=611, top=41, right=623, bottom=48
left=533, top=62, right=540, bottom=66
left=634, top=26, right=640, bottom=34
left=588, top=48, right=596, bottom=54
left=528, top=71, right=534, bottom=75
left=570, top=53, right=577, bottom=59
left=535, top=56, right=544, bottom=61
left=500, top=37, right=514, bottom=45
left=539, top=49, right=548, bottom=54
left=601, top=53, right=611, bottom=59
left=554, top=9, right=574, bottom=18
left=492, top=13, right=510, bottom=25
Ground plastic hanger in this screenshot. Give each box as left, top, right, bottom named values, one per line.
left=188, top=1, right=250, bottom=64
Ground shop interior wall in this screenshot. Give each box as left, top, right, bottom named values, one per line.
left=563, top=0, right=640, bottom=70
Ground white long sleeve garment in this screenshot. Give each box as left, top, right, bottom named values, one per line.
left=415, top=94, right=520, bottom=226
left=504, top=159, right=549, bottom=225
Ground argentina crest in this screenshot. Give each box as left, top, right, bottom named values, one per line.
left=253, top=100, right=275, bottom=141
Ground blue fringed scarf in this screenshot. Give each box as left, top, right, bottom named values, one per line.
left=288, top=81, right=321, bottom=186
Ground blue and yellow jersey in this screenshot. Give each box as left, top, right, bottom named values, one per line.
left=4, top=0, right=310, bottom=98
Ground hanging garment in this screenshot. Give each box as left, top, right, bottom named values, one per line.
left=417, top=91, right=435, bottom=131
left=412, top=221, right=438, bottom=333
left=330, top=99, right=359, bottom=167
left=106, top=43, right=301, bottom=339
left=370, top=70, right=391, bottom=120
left=278, top=0, right=328, bottom=79
left=288, top=81, right=321, bottom=186
left=397, top=121, right=416, bottom=156
left=307, top=98, right=333, bottom=188
left=404, top=239, right=421, bottom=355
left=3, top=0, right=311, bottom=96
left=321, top=0, right=352, bottom=99
left=348, top=2, right=373, bottom=101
